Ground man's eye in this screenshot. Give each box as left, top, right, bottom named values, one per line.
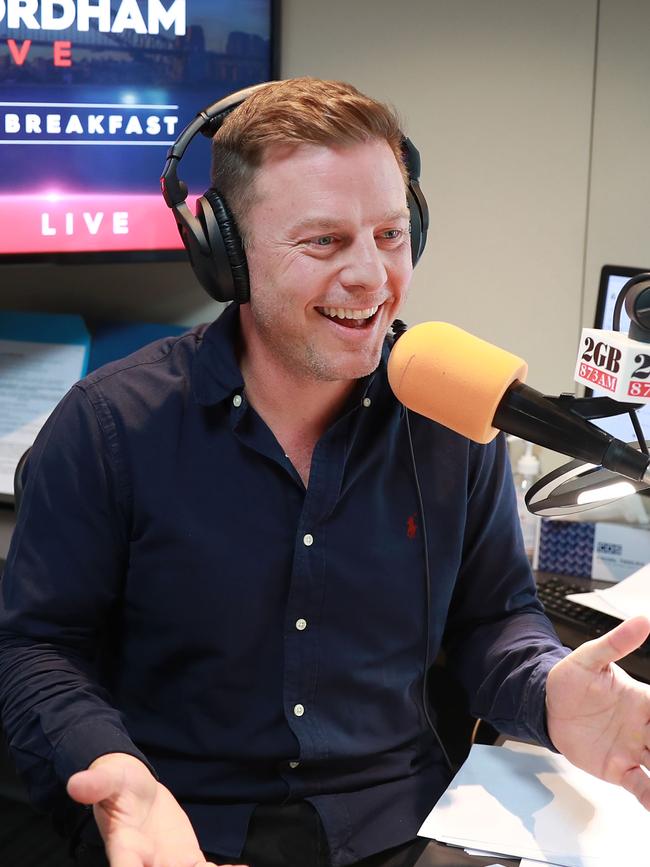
left=381, top=229, right=403, bottom=241
left=314, top=235, right=335, bottom=246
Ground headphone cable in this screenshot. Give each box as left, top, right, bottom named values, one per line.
left=403, top=407, right=455, bottom=776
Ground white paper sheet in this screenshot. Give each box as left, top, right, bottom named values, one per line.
left=519, top=862, right=569, bottom=867
left=518, top=862, right=619, bottom=867
left=566, top=561, right=650, bottom=621
left=418, top=741, right=650, bottom=867
left=0, top=338, right=87, bottom=497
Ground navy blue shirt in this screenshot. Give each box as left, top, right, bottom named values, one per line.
left=0, top=304, right=568, bottom=865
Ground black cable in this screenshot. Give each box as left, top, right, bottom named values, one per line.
left=610, top=285, right=648, bottom=453
left=403, top=407, right=455, bottom=776
left=612, top=284, right=626, bottom=333
left=391, top=319, right=408, bottom=341
left=629, top=410, right=649, bottom=455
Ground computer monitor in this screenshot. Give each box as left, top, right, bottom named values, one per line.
left=590, top=264, right=650, bottom=443
left=525, top=265, right=650, bottom=519
left=0, top=0, right=278, bottom=263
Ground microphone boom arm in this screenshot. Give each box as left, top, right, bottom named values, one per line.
left=495, top=383, right=650, bottom=484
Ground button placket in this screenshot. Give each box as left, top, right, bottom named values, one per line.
left=283, top=445, right=334, bottom=763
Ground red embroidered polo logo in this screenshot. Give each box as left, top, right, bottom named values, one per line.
left=406, top=513, right=418, bottom=539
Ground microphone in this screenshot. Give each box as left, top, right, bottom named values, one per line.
left=387, top=321, right=650, bottom=485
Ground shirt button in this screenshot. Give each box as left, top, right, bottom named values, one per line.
left=293, top=703, right=305, bottom=717
left=303, top=534, right=314, bottom=547
left=232, top=394, right=242, bottom=407
left=295, top=618, right=307, bottom=631
left=362, top=397, right=372, bottom=407
left=289, top=760, right=300, bottom=769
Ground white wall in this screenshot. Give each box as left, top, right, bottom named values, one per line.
left=282, top=0, right=598, bottom=394
left=584, top=0, right=650, bottom=322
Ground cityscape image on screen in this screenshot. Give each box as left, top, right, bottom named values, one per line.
left=0, top=0, right=275, bottom=257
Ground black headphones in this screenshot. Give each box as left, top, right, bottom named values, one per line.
left=161, top=83, right=429, bottom=305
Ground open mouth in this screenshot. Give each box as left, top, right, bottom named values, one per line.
left=315, top=304, right=381, bottom=329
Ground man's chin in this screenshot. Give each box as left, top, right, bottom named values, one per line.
left=321, top=356, right=383, bottom=383
left=304, top=337, right=386, bottom=383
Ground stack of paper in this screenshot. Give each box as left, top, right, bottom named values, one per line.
left=418, top=741, right=650, bottom=867
left=0, top=312, right=90, bottom=500
left=565, top=563, right=650, bottom=621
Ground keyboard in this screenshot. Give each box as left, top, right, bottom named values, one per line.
left=536, top=575, right=650, bottom=657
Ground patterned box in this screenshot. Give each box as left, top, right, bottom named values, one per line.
left=534, top=520, right=595, bottom=578
left=534, top=519, right=650, bottom=582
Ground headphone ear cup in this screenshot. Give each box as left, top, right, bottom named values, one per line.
left=173, top=195, right=240, bottom=304
left=171, top=198, right=226, bottom=303
left=200, top=189, right=250, bottom=304
left=401, top=137, right=429, bottom=267
left=407, top=186, right=423, bottom=267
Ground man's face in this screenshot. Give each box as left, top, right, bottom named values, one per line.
left=239, top=138, right=413, bottom=385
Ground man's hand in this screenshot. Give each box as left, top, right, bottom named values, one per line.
left=67, top=753, right=247, bottom=867
left=546, top=614, right=650, bottom=809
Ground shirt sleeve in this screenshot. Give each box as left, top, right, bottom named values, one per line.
left=0, top=383, right=154, bottom=819
left=442, top=433, right=570, bottom=749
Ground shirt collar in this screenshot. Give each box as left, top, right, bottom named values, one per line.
left=192, top=303, right=244, bottom=406
left=192, top=302, right=394, bottom=407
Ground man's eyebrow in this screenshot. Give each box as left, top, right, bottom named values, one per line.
left=377, top=208, right=411, bottom=224
left=289, top=209, right=411, bottom=236
left=288, top=217, right=344, bottom=235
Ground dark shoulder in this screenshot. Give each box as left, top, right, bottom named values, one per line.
left=77, top=323, right=209, bottom=395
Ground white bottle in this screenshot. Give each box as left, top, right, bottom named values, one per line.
left=513, top=443, right=541, bottom=561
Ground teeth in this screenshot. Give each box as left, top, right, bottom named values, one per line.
left=320, top=305, right=379, bottom=320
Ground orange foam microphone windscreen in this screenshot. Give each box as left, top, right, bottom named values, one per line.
left=387, top=322, right=528, bottom=443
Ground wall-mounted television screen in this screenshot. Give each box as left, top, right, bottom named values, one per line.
left=0, top=0, right=277, bottom=260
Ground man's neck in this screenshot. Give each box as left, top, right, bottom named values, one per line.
left=241, top=349, right=355, bottom=439
left=238, top=339, right=357, bottom=486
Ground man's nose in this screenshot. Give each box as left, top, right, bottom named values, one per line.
left=339, top=237, right=387, bottom=290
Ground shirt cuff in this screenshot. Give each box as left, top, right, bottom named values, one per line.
left=520, top=647, right=571, bottom=751
left=52, top=720, right=158, bottom=783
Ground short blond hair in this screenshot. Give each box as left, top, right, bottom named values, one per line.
left=210, top=77, right=407, bottom=240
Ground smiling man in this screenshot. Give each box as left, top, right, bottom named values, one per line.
left=1, top=78, right=650, bottom=867
left=237, top=136, right=412, bottom=485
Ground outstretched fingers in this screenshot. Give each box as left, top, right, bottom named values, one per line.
left=573, top=615, right=650, bottom=671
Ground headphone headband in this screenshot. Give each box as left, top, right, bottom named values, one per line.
left=161, top=83, right=429, bottom=303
